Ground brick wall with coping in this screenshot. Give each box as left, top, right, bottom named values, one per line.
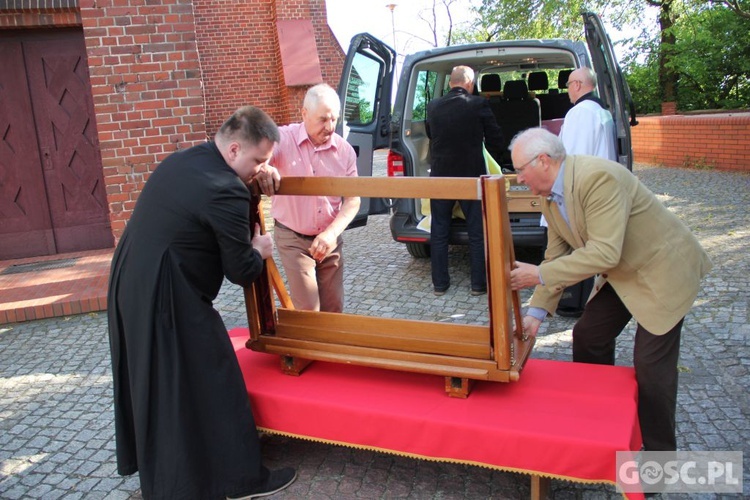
left=632, top=112, right=750, bottom=172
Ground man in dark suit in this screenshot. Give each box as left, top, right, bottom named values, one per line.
left=426, top=65, right=505, bottom=296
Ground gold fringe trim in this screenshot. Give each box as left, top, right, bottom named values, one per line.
left=258, top=427, right=630, bottom=498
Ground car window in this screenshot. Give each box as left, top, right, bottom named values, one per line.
left=343, top=51, right=381, bottom=126
left=411, top=70, right=437, bottom=121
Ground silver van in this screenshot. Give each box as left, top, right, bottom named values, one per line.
left=338, top=12, right=636, bottom=258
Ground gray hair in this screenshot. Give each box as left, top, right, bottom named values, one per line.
left=581, top=67, right=597, bottom=88
left=216, top=106, right=279, bottom=145
left=509, top=127, right=567, bottom=161
left=303, top=83, right=341, bottom=116
left=449, top=65, right=475, bottom=86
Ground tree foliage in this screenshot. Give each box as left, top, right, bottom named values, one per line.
left=711, top=0, right=750, bottom=18
left=452, top=0, right=643, bottom=43
left=622, top=3, right=750, bottom=112
left=451, top=0, right=750, bottom=112
left=619, top=38, right=663, bottom=114
left=671, top=4, right=750, bottom=109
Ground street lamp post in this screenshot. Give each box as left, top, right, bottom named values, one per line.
left=385, top=3, right=397, bottom=50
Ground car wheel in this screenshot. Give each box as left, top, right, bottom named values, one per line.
left=406, top=242, right=430, bottom=258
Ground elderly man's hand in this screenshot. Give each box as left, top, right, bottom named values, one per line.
left=510, top=261, right=541, bottom=290
left=253, top=165, right=281, bottom=196
left=309, top=229, right=337, bottom=262
left=521, top=315, right=542, bottom=340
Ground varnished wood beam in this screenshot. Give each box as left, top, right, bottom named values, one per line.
left=276, top=176, right=482, bottom=201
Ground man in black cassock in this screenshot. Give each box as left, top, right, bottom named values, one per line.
left=107, top=106, right=296, bottom=499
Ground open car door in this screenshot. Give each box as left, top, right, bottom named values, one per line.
left=583, top=12, right=638, bottom=171
left=337, top=33, right=396, bottom=227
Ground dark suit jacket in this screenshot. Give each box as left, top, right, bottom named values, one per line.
left=426, top=87, right=504, bottom=177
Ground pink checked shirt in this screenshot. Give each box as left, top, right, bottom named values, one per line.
left=270, top=122, right=358, bottom=236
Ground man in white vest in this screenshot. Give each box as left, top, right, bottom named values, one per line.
left=559, top=67, right=616, bottom=161
left=553, top=67, right=617, bottom=316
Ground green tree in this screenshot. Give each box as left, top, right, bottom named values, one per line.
left=622, top=3, right=750, bottom=112
left=620, top=39, right=663, bottom=114
left=671, top=5, right=750, bottom=109
left=711, top=0, right=750, bottom=18
left=646, top=0, right=687, bottom=106
left=436, top=0, right=749, bottom=112
left=452, top=0, right=641, bottom=43
left=418, top=0, right=459, bottom=46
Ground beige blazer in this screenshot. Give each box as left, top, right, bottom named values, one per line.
left=530, top=155, right=712, bottom=335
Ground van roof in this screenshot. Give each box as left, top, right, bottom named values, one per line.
left=403, top=39, right=587, bottom=75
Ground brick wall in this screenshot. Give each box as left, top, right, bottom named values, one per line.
left=0, top=0, right=80, bottom=28
left=78, top=0, right=208, bottom=237
left=193, top=0, right=284, bottom=133
left=632, top=112, right=750, bottom=172
left=193, top=0, right=345, bottom=133
left=275, top=0, right=345, bottom=122
left=74, top=0, right=343, bottom=239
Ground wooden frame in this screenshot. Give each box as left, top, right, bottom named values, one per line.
left=244, top=175, right=534, bottom=397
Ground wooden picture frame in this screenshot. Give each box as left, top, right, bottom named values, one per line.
left=244, top=175, right=534, bottom=397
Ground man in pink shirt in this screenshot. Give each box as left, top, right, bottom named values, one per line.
left=270, top=83, right=360, bottom=312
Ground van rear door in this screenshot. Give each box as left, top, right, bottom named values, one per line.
left=583, top=12, right=637, bottom=170
left=337, top=33, right=396, bottom=225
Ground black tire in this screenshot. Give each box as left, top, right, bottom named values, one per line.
left=406, top=242, right=430, bottom=258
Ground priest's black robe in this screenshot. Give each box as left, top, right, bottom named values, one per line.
left=107, top=142, right=268, bottom=499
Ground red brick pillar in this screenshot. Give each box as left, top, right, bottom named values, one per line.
left=661, top=101, right=677, bottom=116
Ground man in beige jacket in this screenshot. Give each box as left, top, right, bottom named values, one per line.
left=509, top=128, right=711, bottom=451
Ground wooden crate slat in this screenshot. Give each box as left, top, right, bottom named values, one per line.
left=254, top=336, right=511, bottom=381
left=483, top=176, right=513, bottom=369
left=276, top=176, right=481, bottom=201
left=278, top=309, right=488, bottom=343
left=274, top=320, right=490, bottom=359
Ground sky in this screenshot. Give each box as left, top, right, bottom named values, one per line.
left=324, top=0, right=645, bottom=62
left=324, top=0, right=476, bottom=56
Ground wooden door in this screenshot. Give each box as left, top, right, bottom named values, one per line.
left=0, top=38, right=57, bottom=259
left=24, top=31, right=113, bottom=254
left=0, top=29, right=113, bottom=260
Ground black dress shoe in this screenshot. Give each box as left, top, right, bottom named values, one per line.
left=227, top=467, right=297, bottom=499
left=470, top=287, right=487, bottom=296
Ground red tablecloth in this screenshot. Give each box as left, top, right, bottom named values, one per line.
left=230, top=328, right=642, bottom=497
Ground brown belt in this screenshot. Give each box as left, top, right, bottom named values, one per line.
left=273, top=220, right=317, bottom=240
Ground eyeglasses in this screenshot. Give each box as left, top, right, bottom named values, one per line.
left=515, top=154, right=541, bottom=174
left=566, top=79, right=582, bottom=89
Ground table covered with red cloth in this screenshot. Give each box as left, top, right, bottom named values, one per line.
left=229, top=328, right=642, bottom=496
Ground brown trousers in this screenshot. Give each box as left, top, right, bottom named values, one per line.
left=273, top=223, right=344, bottom=313
left=572, top=282, right=683, bottom=451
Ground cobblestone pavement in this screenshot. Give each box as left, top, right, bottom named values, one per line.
left=1, top=157, right=749, bottom=499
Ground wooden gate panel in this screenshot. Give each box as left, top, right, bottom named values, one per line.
left=0, top=40, right=56, bottom=260
left=24, top=33, right=113, bottom=253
